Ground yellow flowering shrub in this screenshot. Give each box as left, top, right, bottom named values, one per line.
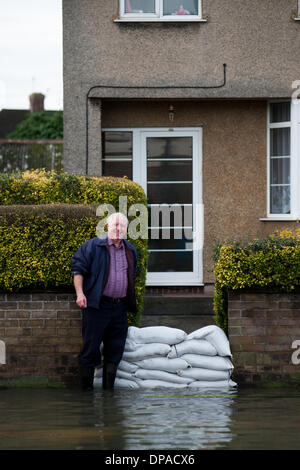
left=213, top=228, right=300, bottom=332
left=0, top=170, right=148, bottom=326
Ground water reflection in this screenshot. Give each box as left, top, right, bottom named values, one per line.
left=0, top=388, right=236, bottom=450
left=90, top=389, right=236, bottom=450
left=2, top=387, right=300, bottom=450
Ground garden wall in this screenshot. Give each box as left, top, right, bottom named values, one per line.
left=0, top=290, right=215, bottom=387
left=228, top=289, right=300, bottom=385
left=0, top=292, right=82, bottom=387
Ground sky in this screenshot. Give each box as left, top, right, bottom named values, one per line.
left=0, top=0, right=63, bottom=111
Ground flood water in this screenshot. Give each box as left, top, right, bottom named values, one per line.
left=0, top=386, right=300, bottom=450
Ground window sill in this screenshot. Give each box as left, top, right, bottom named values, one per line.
left=294, top=17, right=300, bottom=20
left=114, top=17, right=207, bottom=23
left=260, top=217, right=300, bottom=222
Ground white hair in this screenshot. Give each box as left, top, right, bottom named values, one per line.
left=106, top=212, right=129, bottom=226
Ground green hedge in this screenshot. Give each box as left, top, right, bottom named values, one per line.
left=0, top=170, right=148, bottom=326
left=213, top=228, right=300, bottom=333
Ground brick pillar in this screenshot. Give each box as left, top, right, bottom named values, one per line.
left=0, top=292, right=82, bottom=387
left=228, top=289, right=300, bottom=385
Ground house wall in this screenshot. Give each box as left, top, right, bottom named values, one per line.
left=102, top=99, right=299, bottom=283
left=62, top=0, right=300, bottom=174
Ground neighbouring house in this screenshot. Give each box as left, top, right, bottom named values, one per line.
left=0, top=93, right=48, bottom=138
left=62, top=0, right=300, bottom=312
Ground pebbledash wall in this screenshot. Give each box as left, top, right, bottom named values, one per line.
left=1, top=289, right=300, bottom=386
left=228, top=289, right=300, bottom=385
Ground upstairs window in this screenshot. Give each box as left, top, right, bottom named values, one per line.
left=119, top=0, right=203, bottom=21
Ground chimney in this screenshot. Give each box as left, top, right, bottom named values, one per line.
left=29, top=93, right=45, bottom=112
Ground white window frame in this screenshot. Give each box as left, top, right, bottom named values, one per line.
left=102, top=127, right=204, bottom=286
left=264, top=100, right=300, bottom=221
left=295, top=0, right=300, bottom=20
left=117, top=0, right=206, bottom=22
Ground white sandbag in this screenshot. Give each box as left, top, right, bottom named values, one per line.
left=114, top=378, right=140, bottom=389
left=180, top=354, right=234, bottom=371
left=134, top=368, right=194, bottom=384
left=168, top=339, right=217, bottom=358
left=133, top=357, right=190, bottom=373
left=135, top=379, right=188, bottom=389
left=124, top=338, right=141, bottom=352
left=122, top=343, right=172, bottom=362
left=116, top=369, right=136, bottom=381
left=187, top=325, right=232, bottom=357
left=94, top=366, right=103, bottom=378
left=188, top=380, right=236, bottom=389
left=179, top=368, right=230, bottom=381
left=94, top=367, right=136, bottom=381
left=117, top=360, right=139, bottom=373
left=127, top=326, right=187, bottom=345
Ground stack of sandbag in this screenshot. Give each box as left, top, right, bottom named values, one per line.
left=93, top=325, right=237, bottom=390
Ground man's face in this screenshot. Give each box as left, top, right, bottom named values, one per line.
left=107, top=215, right=128, bottom=241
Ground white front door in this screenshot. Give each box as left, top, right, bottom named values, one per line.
left=102, top=127, right=203, bottom=286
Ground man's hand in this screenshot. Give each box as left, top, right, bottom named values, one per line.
left=76, top=293, right=87, bottom=309
left=74, top=274, right=87, bottom=308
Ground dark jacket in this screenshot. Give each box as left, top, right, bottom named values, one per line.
left=71, top=236, right=138, bottom=313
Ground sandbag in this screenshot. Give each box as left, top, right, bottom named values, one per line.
left=127, top=326, right=187, bottom=345
left=116, top=369, right=136, bottom=381
left=135, top=379, right=188, bottom=389
left=94, top=367, right=136, bottom=381
left=124, top=338, right=141, bottom=352
left=133, top=357, right=190, bottom=374
left=179, top=368, right=230, bottom=381
left=168, top=339, right=217, bottom=358
left=180, top=354, right=234, bottom=371
left=122, top=343, right=171, bottom=362
left=188, top=379, right=237, bottom=389
left=187, top=325, right=232, bottom=357
left=114, top=378, right=140, bottom=389
left=117, top=360, right=139, bottom=373
left=134, top=368, right=193, bottom=384
left=94, top=366, right=103, bottom=378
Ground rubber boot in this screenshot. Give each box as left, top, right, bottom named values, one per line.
left=102, top=361, right=118, bottom=390
left=80, top=365, right=95, bottom=391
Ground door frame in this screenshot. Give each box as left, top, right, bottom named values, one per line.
left=102, top=127, right=204, bottom=286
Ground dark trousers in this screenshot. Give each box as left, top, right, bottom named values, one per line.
left=80, top=298, right=128, bottom=368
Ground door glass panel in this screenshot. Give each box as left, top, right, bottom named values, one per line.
left=148, top=205, right=193, bottom=229
left=148, top=251, right=193, bottom=272
left=149, top=228, right=193, bottom=250
left=147, top=135, right=193, bottom=273
left=102, top=132, right=132, bottom=158
left=102, top=161, right=132, bottom=179
left=102, top=131, right=133, bottom=178
left=163, top=0, right=198, bottom=15
left=147, top=160, right=192, bottom=181
left=147, top=183, right=192, bottom=204
left=147, top=136, right=192, bottom=158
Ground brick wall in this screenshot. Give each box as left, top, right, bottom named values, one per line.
left=228, top=290, right=300, bottom=385
left=0, top=292, right=82, bottom=387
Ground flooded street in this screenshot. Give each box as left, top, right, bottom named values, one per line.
left=1, top=386, right=300, bottom=450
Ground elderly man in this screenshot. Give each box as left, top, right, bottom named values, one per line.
left=71, top=213, right=138, bottom=391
